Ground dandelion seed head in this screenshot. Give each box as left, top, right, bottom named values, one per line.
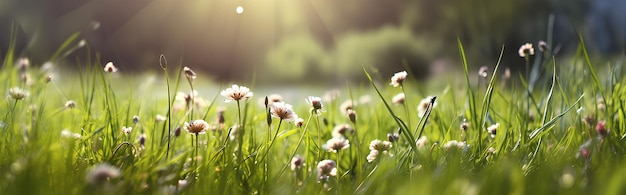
left=518, top=43, right=535, bottom=57
left=103, top=62, right=118, bottom=73
left=184, top=120, right=209, bottom=134
left=221, top=84, right=253, bottom=102
left=390, top=71, right=408, bottom=87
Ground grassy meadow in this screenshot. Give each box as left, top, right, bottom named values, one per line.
left=2, top=38, right=626, bottom=195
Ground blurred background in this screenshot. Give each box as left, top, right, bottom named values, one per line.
left=1, top=0, right=625, bottom=84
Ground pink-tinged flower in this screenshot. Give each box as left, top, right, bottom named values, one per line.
left=390, top=71, right=408, bottom=87
left=317, top=159, right=337, bottom=181
left=270, top=102, right=298, bottom=121
left=103, top=61, right=118, bottom=73
left=596, top=120, right=609, bottom=137
left=221, top=84, right=253, bottom=102
left=369, top=139, right=392, bottom=151
left=324, top=137, right=350, bottom=153
left=518, top=43, right=534, bottom=57
left=184, top=120, right=209, bottom=134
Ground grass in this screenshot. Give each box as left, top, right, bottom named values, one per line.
left=1, top=37, right=626, bottom=195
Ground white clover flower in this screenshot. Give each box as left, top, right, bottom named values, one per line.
left=317, top=159, right=337, bottom=181
left=270, top=102, right=298, bottom=121
left=390, top=71, right=408, bottom=87
left=417, top=96, right=437, bottom=117
left=184, top=119, right=209, bottom=134
left=221, top=84, right=253, bottom=102
left=518, top=43, right=534, bottom=57
left=392, top=93, right=405, bottom=104
left=103, top=61, right=118, bottom=73
left=324, top=137, right=350, bottom=153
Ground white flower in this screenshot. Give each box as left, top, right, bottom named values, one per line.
left=295, top=118, right=304, bottom=127
left=184, top=120, right=209, bottom=134
left=182, top=66, right=197, bottom=80
left=366, top=150, right=379, bottom=162
left=487, top=123, right=500, bottom=138
left=86, top=163, right=121, bottom=185
left=306, top=96, right=325, bottom=113
left=291, top=155, right=304, bottom=171
left=61, top=129, right=82, bottom=139
left=392, top=93, right=405, bottom=104
left=443, top=140, right=469, bottom=152
left=390, top=71, right=408, bottom=87
left=416, top=136, right=428, bottom=148
left=221, top=84, right=253, bottom=102
left=331, top=124, right=354, bottom=138
left=369, top=139, right=392, bottom=151
left=65, top=100, right=76, bottom=109
left=7, top=87, right=29, bottom=100
left=103, top=61, right=118, bottom=73
left=339, top=100, right=355, bottom=114
left=155, top=114, right=167, bottom=123
left=122, top=126, right=132, bottom=134
left=317, top=159, right=337, bottom=181
left=417, top=96, right=437, bottom=117
left=324, top=137, right=350, bottom=153
left=518, top=43, right=534, bottom=57
left=270, top=102, right=298, bottom=121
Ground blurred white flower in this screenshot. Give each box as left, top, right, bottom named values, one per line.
left=390, top=71, right=408, bottom=87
